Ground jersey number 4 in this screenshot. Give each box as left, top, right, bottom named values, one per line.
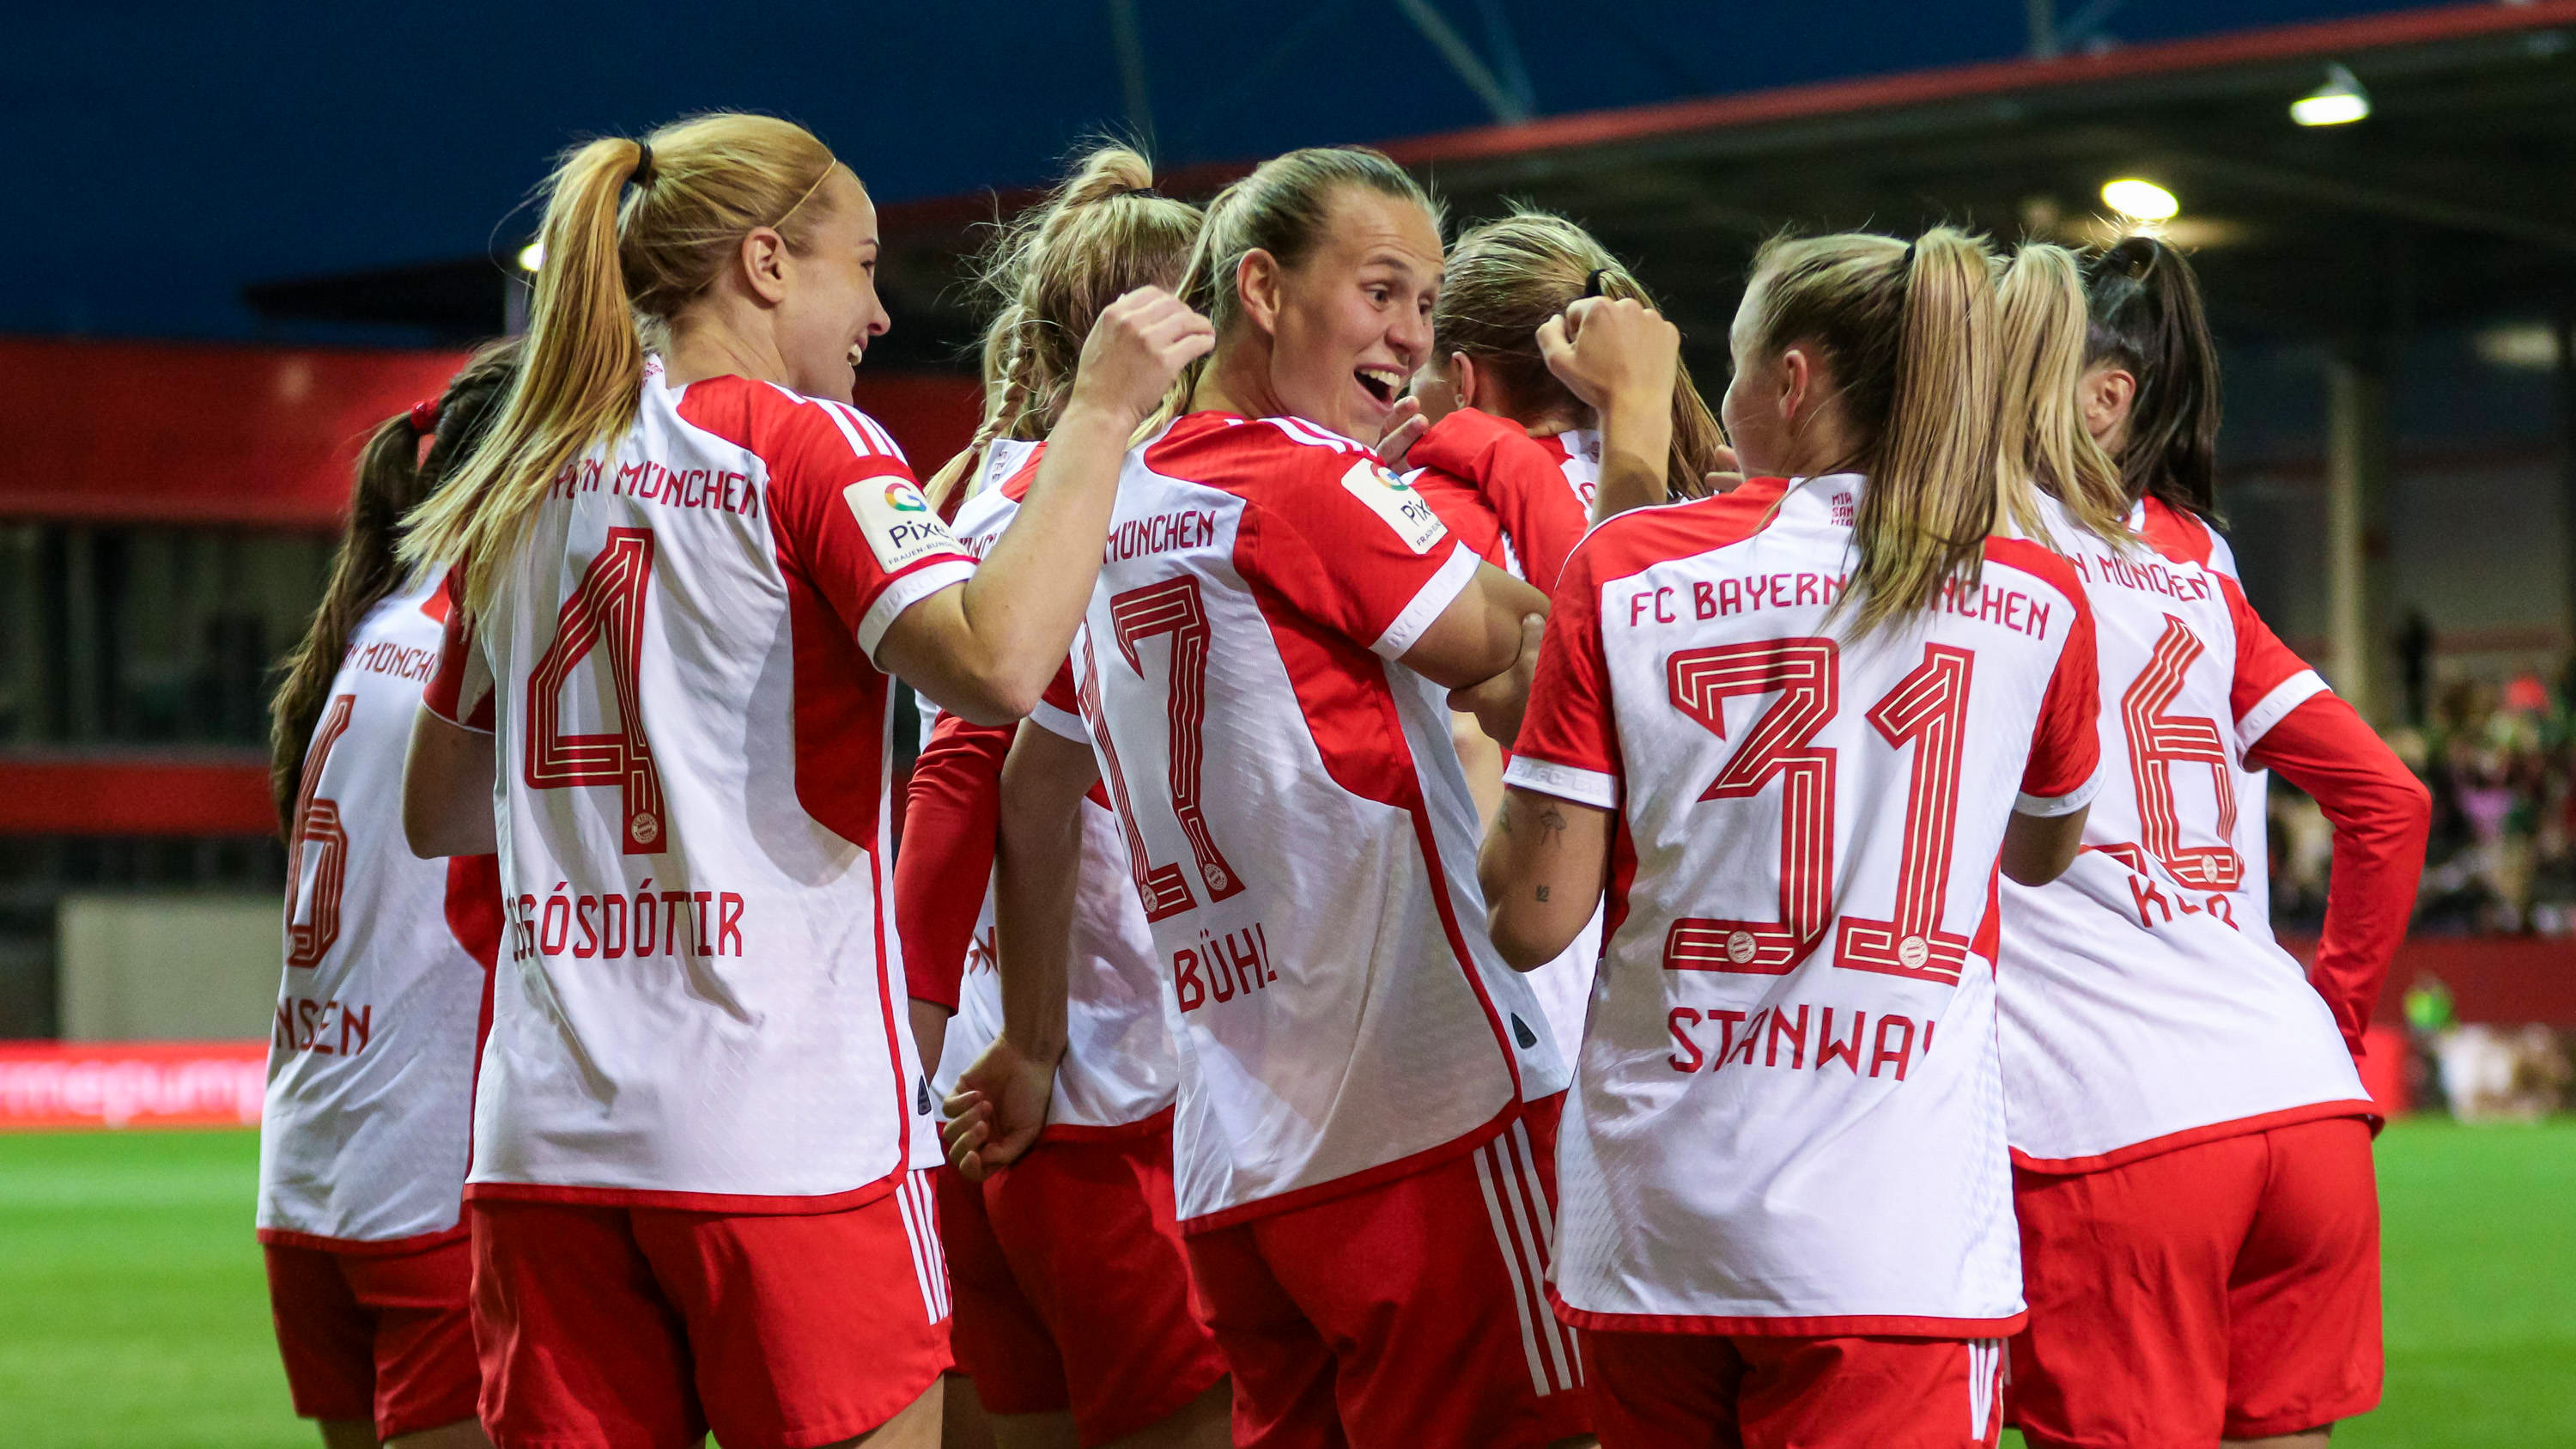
left=524, top=527, right=668, bottom=854
left=285, top=693, right=357, bottom=969
left=1662, top=638, right=1978, bottom=986
left=1084, top=576, right=1247, bottom=922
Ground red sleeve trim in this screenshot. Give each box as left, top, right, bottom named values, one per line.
left=1984, top=538, right=2103, bottom=806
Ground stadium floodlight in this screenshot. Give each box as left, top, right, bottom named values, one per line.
left=2292, top=64, right=2372, bottom=127
left=517, top=240, right=545, bottom=272
left=2100, top=178, right=2179, bottom=223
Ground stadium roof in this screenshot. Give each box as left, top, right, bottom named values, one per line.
left=864, top=0, right=2576, bottom=369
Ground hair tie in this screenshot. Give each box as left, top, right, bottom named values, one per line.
left=408, top=398, right=441, bottom=437
left=1124, top=184, right=1163, bottom=199
left=1899, top=239, right=1919, bottom=271
left=630, top=142, right=656, bottom=189
left=1583, top=268, right=1610, bottom=298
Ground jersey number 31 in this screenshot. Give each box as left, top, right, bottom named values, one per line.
left=1663, top=637, right=1978, bottom=987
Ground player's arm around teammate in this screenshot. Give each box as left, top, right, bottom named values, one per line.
left=955, top=148, right=1590, bottom=1449
left=264, top=348, right=519, bottom=1449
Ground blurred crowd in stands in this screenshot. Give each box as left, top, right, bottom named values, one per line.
left=2269, top=662, right=2574, bottom=938
left=2265, top=638, right=2575, bottom=1118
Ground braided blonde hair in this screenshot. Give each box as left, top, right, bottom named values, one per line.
left=923, top=147, right=1204, bottom=508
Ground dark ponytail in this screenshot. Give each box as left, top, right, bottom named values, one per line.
left=268, top=341, right=521, bottom=836
left=2082, top=235, right=2221, bottom=521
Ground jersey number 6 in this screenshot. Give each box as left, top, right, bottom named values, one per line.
left=285, top=693, right=357, bottom=969
left=524, top=527, right=668, bottom=855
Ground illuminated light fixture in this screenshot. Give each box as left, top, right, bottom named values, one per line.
left=517, top=240, right=545, bottom=272
left=2291, top=64, right=2371, bottom=127
left=2100, top=178, right=2179, bottom=223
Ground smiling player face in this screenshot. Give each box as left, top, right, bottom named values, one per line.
left=1261, top=186, right=1443, bottom=445
left=776, top=167, right=891, bottom=404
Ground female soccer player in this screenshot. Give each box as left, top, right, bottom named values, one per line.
left=1996, top=238, right=2431, bottom=1449
left=260, top=343, right=516, bottom=1449
left=1485, top=227, right=2105, bottom=1449
left=1397, top=210, right=1729, bottom=1062
left=1404, top=208, right=1729, bottom=587
left=945, top=146, right=1588, bottom=1448
left=395, top=113, right=1210, bottom=1449
left=892, top=146, right=1230, bottom=1449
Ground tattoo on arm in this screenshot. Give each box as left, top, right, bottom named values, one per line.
left=1535, top=885, right=1552, bottom=902
left=1537, top=802, right=1568, bottom=851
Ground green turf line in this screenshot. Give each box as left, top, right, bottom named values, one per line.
left=2, top=1120, right=2567, bottom=1447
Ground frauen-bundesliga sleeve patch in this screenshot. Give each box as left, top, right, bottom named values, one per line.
left=845, top=473, right=963, bottom=574
left=1339, top=459, right=1449, bottom=556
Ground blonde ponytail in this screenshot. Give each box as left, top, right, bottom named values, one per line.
left=1998, top=242, right=2129, bottom=547
left=402, top=113, right=844, bottom=605
left=1745, top=226, right=2001, bottom=636
left=1435, top=208, right=1728, bottom=500
left=924, top=145, right=1202, bottom=509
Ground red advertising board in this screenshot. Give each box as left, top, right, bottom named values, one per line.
left=0, top=1040, right=266, bottom=1130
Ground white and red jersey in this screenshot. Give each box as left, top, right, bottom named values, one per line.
left=423, top=362, right=971, bottom=1209
left=1998, top=496, right=2385, bottom=1172
left=1029, top=410, right=1567, bottom=1230
left=896, top=439, right=1180, bottom=1135
left=1508, top=474, right=2102, bottom=1335
left=1406, top=411, right=1597, bottom=594
left=1405, top=410, right=1605, bottom=1068
left=259, top=571, right=501, bottom=1249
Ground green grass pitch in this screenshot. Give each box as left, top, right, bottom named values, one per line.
left=0, top=1120, right=2567, bottom=1446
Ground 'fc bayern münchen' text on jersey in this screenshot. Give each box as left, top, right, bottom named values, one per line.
left=1032, top=411, right=1568, bottom=1229
left=1998, top=496, right=2369, bottom=1172
left=904, top=439, right=1181, bottom=1135
left=423, top=364, right=969, bottom=1209
left=1509, top=474, right=2101, bottom=1334
left=260, top=570, right=501, bottom=1249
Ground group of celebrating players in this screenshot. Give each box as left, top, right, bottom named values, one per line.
left=255, top=109, right=2433, bottom=1449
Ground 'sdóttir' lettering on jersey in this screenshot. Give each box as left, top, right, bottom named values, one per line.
left=1338, top=460, right=1448, bottom=555
left=845, top=473, right=962, bottom=574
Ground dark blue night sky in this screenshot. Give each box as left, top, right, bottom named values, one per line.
left=4, top=0, right=2424, bottom=341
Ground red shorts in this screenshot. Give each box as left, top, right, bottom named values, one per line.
left=1182, top=1103, right=1589, bottom=1448
left=1581, top=1330, right=2007, bottom=1449
left=469, top=1172, right=952, bottom=1449
left=937, top=1124, right=1226, bottom=1445
left=264, top=1234, right=480, bottom=1439
left=2011, top=1114, right=2381, bottom=1445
